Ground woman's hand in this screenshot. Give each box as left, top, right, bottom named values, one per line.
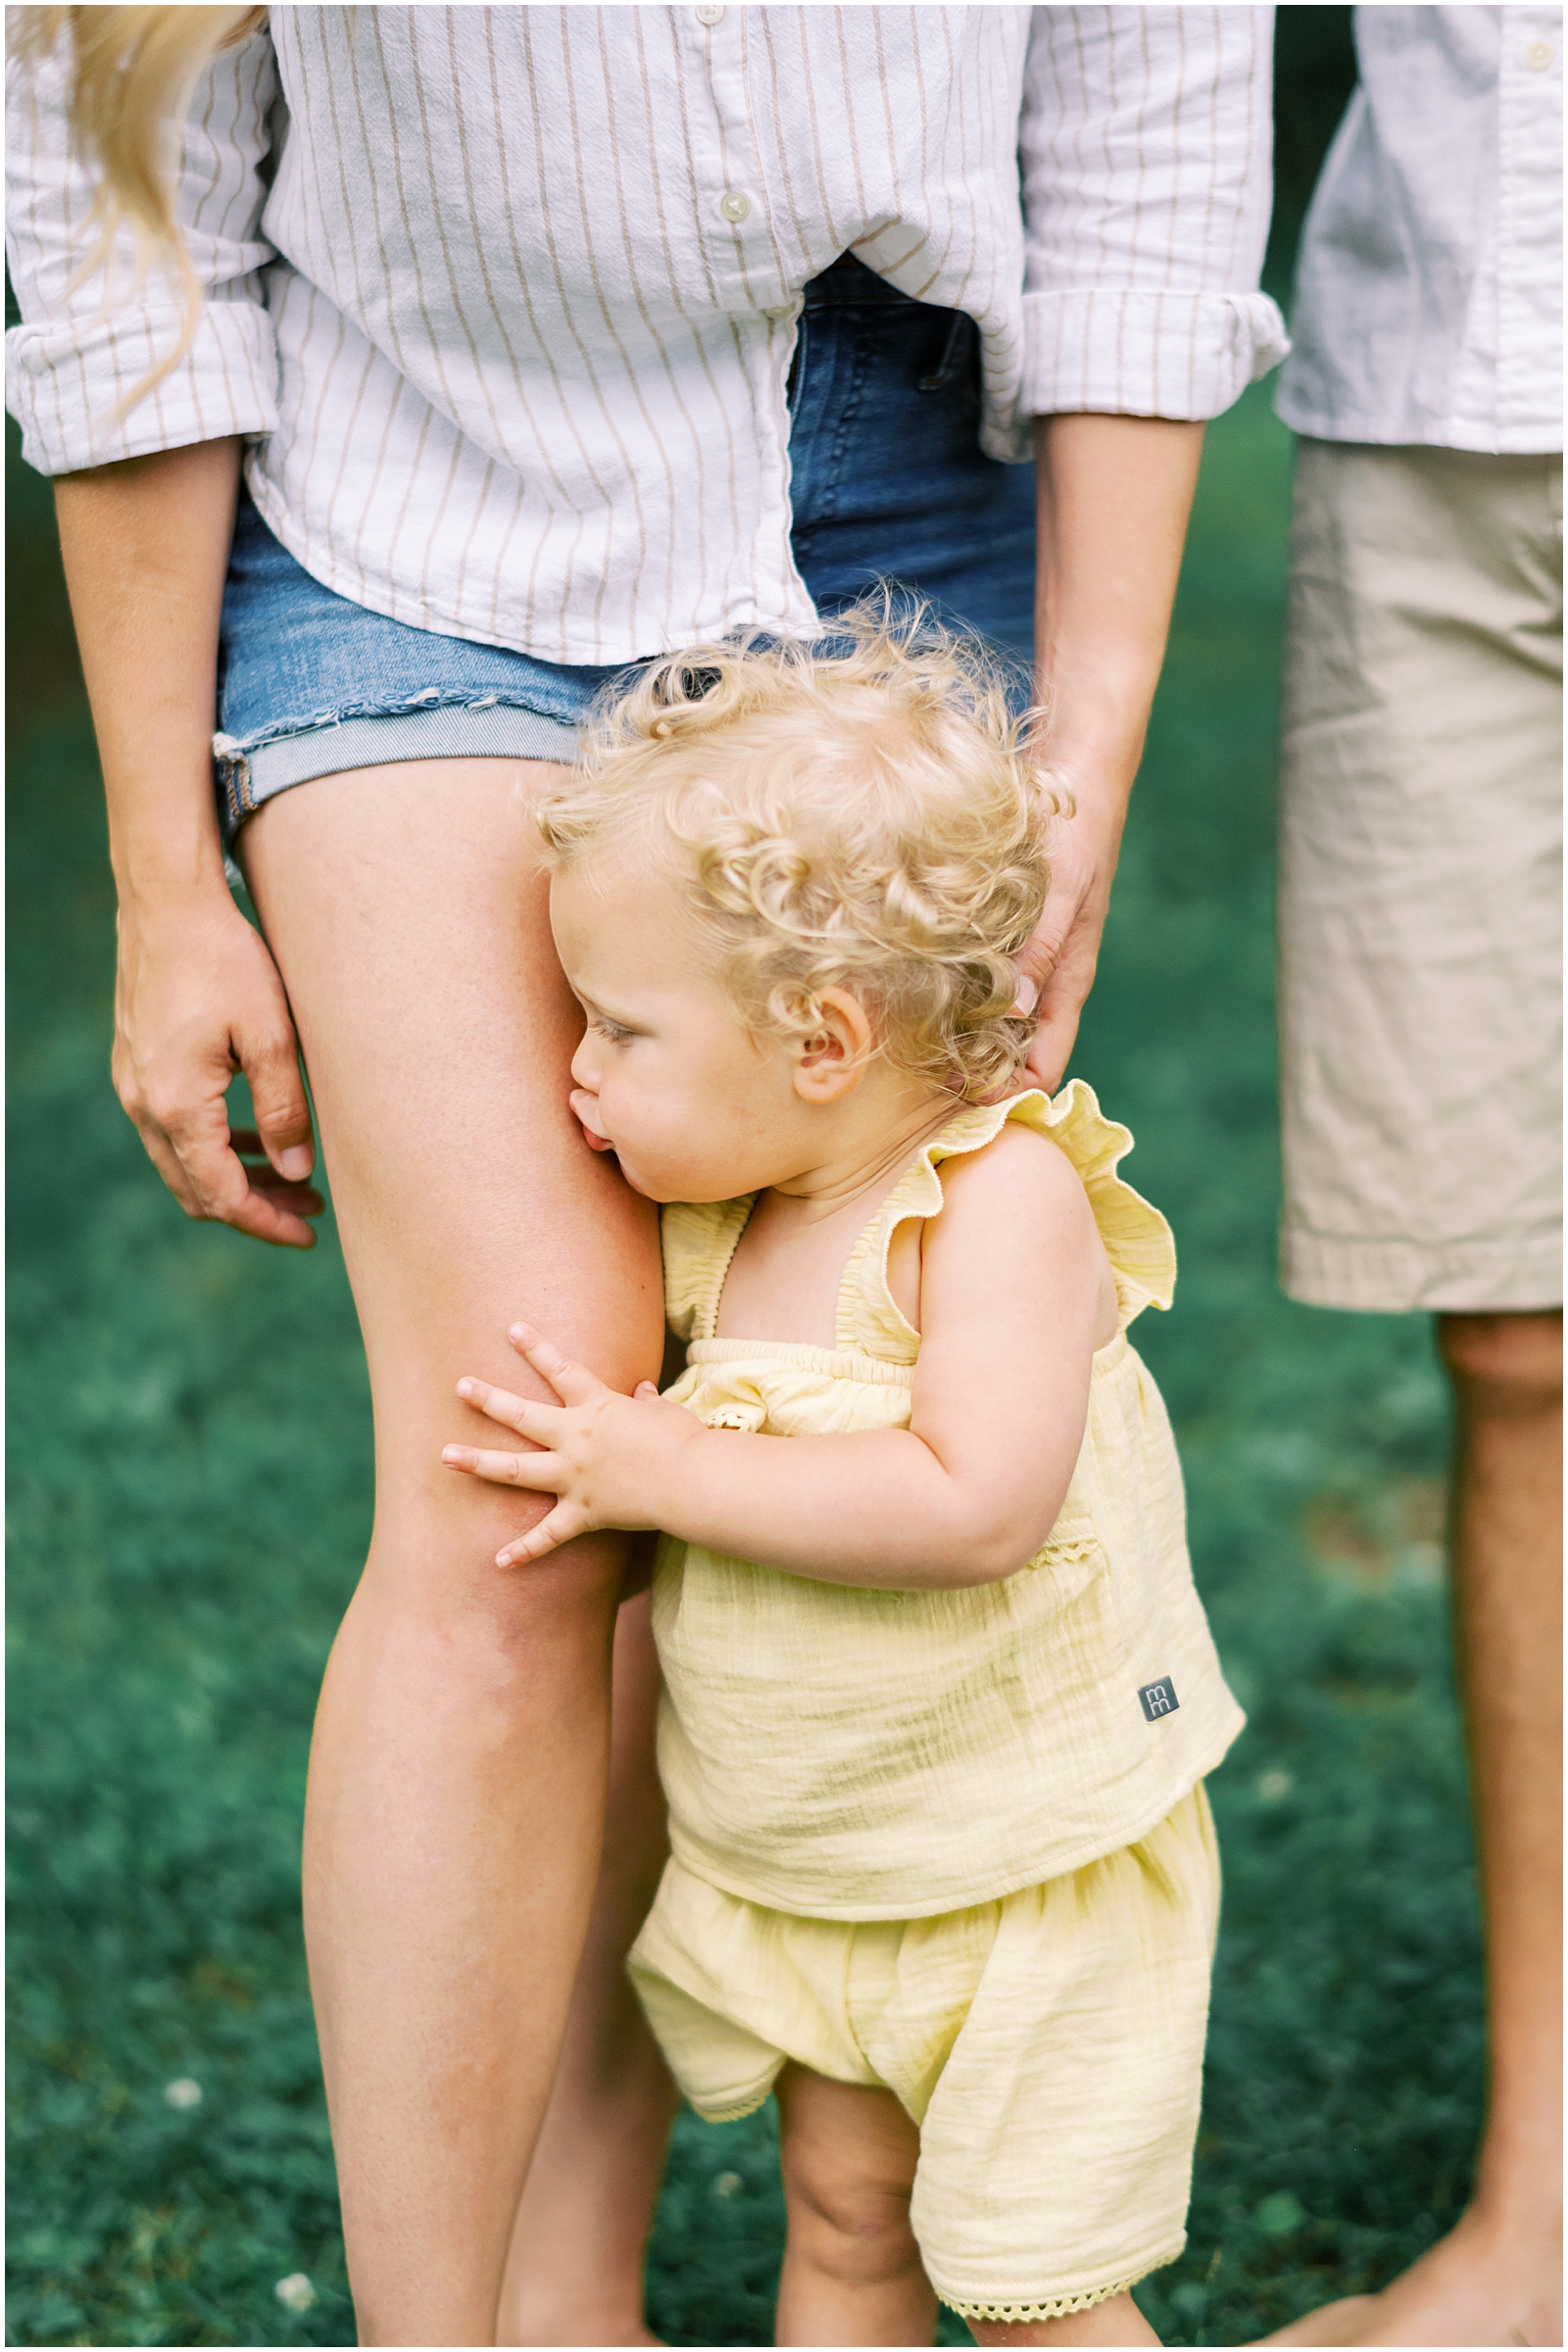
left=114, top=884, right=322, bottom=1248
left=444, top=1324, right=697, bottom=1564
left=1011, top=764, right=1127, bottom=1092
left=50, top=438, right=321, bottom=1241
left=1021, top=413, right=1206, bottom=1092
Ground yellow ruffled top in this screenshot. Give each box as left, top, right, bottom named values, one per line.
left=653, top=1081, right=1244, bottom=1920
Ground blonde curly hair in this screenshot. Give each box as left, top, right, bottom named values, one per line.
left=536, top=604, right=1059, bottom=1101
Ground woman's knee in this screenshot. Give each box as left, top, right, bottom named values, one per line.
left=1438, top=1309, right=1563, bottom=1414
left=352, top=1435, right=628, bottom=1666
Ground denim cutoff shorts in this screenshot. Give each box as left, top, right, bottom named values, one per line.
left=215, top=254, right=1036, bottom=837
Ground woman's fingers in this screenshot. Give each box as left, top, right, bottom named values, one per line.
left=454, top=1376, right=563, bottom=1443
left=1014, top=854, right=1110, bottom=1095
left=507, top=1321, right=607, bottom=1405
left=441, top=1442, right=564, bottom=1492
left=175, top=1117, right=322, bottom=1250
left=230, top=1130, right=327, bottom=1217
left=112, top=896, right=324, bottom=1251
left=234, top=1015, right=317, bottom=1185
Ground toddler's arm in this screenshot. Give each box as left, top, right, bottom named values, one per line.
left=446, top=1128, right=1108, bottom=1589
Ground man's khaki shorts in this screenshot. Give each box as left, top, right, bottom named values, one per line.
left=1278, top=440, right=1563, bottom=1314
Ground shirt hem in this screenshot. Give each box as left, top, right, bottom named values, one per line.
left=245, top=469, right=823, bottom=670
left=1274, top=392, right=1564, bottom=457
left=665, top=1706, right=1245, bottom=1923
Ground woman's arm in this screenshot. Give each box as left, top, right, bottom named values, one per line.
left=1019, top=412, right=1205, bottom=1087
left=1013, top=7, right=1287, bottom=1085
left=14, top=23, right=310, bottom=1239
left=444, top=1129, right=1106, bottom=1585
left=54, top=437, right=321, bottom=1248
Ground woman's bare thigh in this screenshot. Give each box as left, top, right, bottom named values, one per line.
left=239, top=754, right=664, bottom=1607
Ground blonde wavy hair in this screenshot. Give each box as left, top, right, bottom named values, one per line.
left=537, top=605, right=1060, bottom=1101
left=13, top=6, right=266, bottom=402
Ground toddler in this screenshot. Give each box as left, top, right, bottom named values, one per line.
left=443, top=617, right=1245, bottom=2347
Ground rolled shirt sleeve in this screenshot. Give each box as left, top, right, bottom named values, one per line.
left=5, top=24, right=280, bottom=474
left=1020, top=4, right=1290, bottom=419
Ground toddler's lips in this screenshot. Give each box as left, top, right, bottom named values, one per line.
left=569, top=1091, right=614, bottom=1152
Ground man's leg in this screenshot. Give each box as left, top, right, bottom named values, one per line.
left=1266, top=1309, right=1562, bottom=2349
left=1267, top=438, right=1562, bottom=2347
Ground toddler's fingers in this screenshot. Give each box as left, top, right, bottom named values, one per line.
left=455, top=1376, right=561, bottom=1443
left=497, top=1503, right=585, bottom=1566
left=507, top=1321, right=606, bottom=1406
left=442, top=1443, right=565, bottom=1493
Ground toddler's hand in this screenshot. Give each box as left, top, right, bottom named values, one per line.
left=442, top=1323, right=692, bottom=1565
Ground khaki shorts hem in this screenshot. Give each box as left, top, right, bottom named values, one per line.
left=1282, top=1228, right=1563, bottom=1315
left=933, top=2233, right=1185, bottom=2324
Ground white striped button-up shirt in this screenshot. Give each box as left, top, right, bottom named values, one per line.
left=1278, top=4, right=1563, bottom=454
left=7, top=6, right=1287, bottom=663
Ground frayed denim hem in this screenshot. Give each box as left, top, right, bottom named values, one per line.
left=214, top=699, right=580, bottom=836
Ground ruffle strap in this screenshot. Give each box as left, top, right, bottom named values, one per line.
left=836, top=1079, right=1175, bottom=1356
left=1029, top=1079, right=1176, bottom=1328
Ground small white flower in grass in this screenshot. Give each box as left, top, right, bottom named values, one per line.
left=1256, top=1769, right=1294, bottom=1805
left=276, top=2274, right=317, bottom=2313
left=710, top=2171, right=744, bottom=2200
left=164, top=2078, right=203, bottom=2109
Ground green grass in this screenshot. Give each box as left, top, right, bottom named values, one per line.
left=6, top=379, right=1478, bottom=2348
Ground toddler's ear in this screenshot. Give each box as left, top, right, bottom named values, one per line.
left=791, top=987, right=875, bottom=1103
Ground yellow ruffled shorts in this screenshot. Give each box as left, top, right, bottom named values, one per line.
left=628, top=1785, right=1220, bottom=2325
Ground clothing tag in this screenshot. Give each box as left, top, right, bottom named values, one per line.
left=1139, top=1678, right=1179, bottom=1723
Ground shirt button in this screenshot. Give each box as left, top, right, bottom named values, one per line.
left=695, top=4, right=725, bottom=23
left=718, top=189, right=751, bottom=224
left=1527, top=39, right=1554, bottom=68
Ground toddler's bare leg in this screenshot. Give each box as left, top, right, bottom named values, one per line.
left=497, top=1590, right=679, bottom=2346
left=775, top=2063, right=937, bottom=2346
left=968, top=2290, right=1159, bottom=2345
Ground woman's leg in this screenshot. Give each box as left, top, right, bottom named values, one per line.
left=496, top=1590, right=680, bottom=2347
left=774, top=2063, right=937, bottom=2347
left=241, top=758, right=666, bottom=2347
